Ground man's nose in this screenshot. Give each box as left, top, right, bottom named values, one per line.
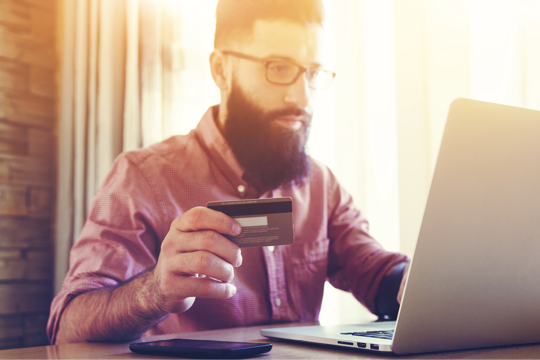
left=283, top=73, right=310, bottom=109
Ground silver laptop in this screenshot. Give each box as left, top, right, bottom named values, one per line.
left=261, top=98, right=540, bottom=354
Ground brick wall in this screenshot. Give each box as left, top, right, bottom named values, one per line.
left=0, top=0, right=56, bottom=349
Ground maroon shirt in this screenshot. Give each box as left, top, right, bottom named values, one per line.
left=47, top=106, right=408, bottom=344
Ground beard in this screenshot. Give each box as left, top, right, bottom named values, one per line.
left=222, top=80, right=312, bottom=192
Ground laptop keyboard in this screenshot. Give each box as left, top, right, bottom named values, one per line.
left=340, top=330, right=394, bottom=340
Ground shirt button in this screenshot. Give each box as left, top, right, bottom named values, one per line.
left=275, top=298, right=281, bottom=307
left=267, top=246, right=275, bottom=252
left=237, top=185, right=245, bottom=193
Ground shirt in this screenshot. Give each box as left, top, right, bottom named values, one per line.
left=47, top=106, right=409, bottom=344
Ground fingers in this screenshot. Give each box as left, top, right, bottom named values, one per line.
left=174, top=207, right=242, bottom=236
left=155, top=276, right=235, bottom=313
left=169, top=251, right=235, bottom=283
left=174, top=277, right=237, bottom=300
left=168, top=207, right=242, bottom=267
left=397, top=282, right=405, bottom=304
left=156, top=207, right=244, bottom=308
left=172, top=230, right=242, bottom=267
left=397, top=264, right=410, bottom=304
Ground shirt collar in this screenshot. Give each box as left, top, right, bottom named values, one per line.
left=195, top=105, right=261, bottom=198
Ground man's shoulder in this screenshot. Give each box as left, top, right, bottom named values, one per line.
left=302, top=157, right=347, bottom=203
left=308, top=157, right=338, bottom=183
left=280, top=157, right=341, bottom=201
left=122, top=131, right=201, bottom=169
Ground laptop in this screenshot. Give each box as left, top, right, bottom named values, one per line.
left=261, top=98, right=540, bottom=354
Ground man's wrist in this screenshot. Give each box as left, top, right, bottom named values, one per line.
left=374, top=262, right=409, bottom=320
left=133, top=268, right=169, bottom=321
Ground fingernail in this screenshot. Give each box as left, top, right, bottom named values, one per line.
left=233, top=223, right=242, bottom=235
left=236, top=252, right=243, bottom=267
left=230, top=284, right=237, bottom=296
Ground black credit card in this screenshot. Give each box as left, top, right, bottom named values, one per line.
left=207, top=197, right=294, bottom=248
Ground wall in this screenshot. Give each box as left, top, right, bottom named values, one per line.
left=0, top=0, right=56, bottom=349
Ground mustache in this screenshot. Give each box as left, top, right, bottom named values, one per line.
left=265, top=107, right=311, bottom=122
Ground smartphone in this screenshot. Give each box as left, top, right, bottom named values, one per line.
left=129, top=338, right=272, bottom=358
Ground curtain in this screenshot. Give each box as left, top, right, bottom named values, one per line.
left=55, top=0, right=170, bottom=293
left=54, top=0, right=219, bottom=294
left=55, top=0, right=126, bottom=293
left=316, top=0, right=540, bottom=325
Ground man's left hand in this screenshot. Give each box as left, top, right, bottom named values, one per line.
left=397, top=263, right=410, bottom=304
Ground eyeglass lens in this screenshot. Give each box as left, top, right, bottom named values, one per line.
left=266, top=61, right=333, bottom=89
left=267, top=62, right=299, bottom=84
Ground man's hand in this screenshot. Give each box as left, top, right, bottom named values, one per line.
left=56, top=207, right=242, bottom=344
left=397, top=263, right=410, bottom=304
left=149, top=207, right=243, bottom=314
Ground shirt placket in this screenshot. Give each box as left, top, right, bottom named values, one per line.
left=263, top=246, right=290, bottom=322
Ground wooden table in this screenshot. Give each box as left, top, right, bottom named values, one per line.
left=2, top=322, right=540, bottom=359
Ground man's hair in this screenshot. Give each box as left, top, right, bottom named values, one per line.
left=214, top=0, right=324, bottom=49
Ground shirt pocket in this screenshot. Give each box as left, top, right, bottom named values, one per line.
left=286, top=238, right=330, bottom=321
left=289, top=238, right=330, bottom=269
left=289, top=238, right=329, bottom=280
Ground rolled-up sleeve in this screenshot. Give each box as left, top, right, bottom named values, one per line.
left=47, top=154, right=165, bottom=344
left=325, top=170, right=409, bottom=314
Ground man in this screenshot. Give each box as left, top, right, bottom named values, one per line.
left=47, top=0, right=410, bottom=344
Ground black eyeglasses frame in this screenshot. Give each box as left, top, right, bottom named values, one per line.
left=221, top=50, right=335, bottom=90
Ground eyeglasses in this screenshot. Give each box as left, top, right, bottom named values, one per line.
left=222, top=50, right=336, bottom=90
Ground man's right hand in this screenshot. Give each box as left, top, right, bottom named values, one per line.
left=148, top=207, right=243, bottom=314
left=56, top=207, right=243, bottom=344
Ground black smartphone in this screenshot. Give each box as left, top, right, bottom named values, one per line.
left=129, top=338, right=272, bottom=359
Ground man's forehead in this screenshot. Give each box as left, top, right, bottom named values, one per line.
left=237, top=19, right=324, bottom=66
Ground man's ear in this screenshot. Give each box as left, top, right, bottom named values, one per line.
left=209, top=50, right=229, bottom=91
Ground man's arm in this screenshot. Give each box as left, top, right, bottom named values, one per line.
left=56, top=269, right=167, bottom=343
left=55, top=207, right=243, bottom=344
left=323, top=164, right=410, bottom=314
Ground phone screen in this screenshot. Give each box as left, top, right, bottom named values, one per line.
left=139, top=339, right=264, bottom=350
left=129, top=338, right=272, bottom=358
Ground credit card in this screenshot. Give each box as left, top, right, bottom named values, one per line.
left=207, top=197, right=294, bottom=248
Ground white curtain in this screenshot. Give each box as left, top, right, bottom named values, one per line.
left=56, top=0, right=540, bottom=323
left=316, top=0, right=540, bottom=325
left=55, top=0, right=125, bottom=294
left=314, top=0, right=540, bottom=258
left=55, top=0, right=219, bottom=294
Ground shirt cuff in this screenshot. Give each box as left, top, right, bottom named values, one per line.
left=374, top=261, right=408, bottom=320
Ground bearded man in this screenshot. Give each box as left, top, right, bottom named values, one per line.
left=47, top=0, right=409, bottom=344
